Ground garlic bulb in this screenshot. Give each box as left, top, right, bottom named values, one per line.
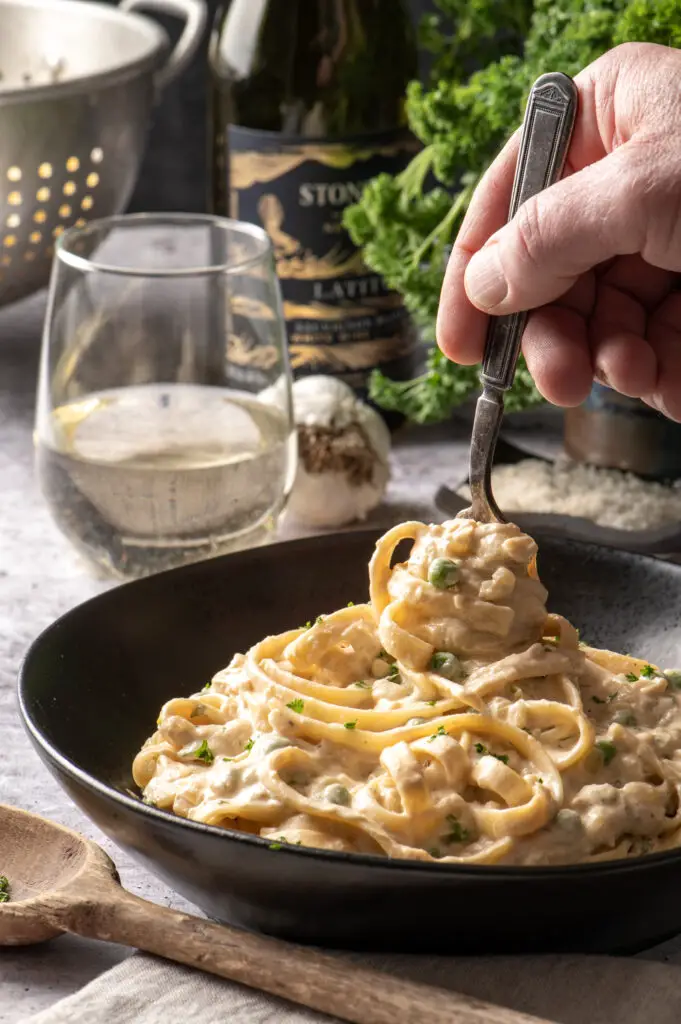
left=286, top=376, right=391, bottom=528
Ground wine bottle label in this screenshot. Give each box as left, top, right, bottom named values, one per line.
left=226, top=126, right=420, bottom=393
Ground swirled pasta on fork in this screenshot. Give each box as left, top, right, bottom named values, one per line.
left=133, top=518, right=681, bottom=865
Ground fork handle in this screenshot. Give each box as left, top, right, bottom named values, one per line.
left=481, top=72, right=578, bottom=391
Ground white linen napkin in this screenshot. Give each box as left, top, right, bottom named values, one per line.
left=25, top=948, right=681, bottom=1024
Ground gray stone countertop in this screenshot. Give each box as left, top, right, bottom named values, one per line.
left=0, top=293, right=475, bottom=1021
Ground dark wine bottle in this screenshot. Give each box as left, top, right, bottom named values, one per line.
left=209, top=0, right=420, bottom=399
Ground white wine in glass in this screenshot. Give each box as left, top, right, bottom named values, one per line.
left=36, top=214, right=297, bottom=579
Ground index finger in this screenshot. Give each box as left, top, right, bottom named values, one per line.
left=436, top=130, right=521, bottom=364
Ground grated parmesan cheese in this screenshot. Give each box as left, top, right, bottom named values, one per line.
left=458, top=458, right=681, bottom=532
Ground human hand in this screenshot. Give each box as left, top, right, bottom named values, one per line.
left=437, top=43, right=681, bottom=420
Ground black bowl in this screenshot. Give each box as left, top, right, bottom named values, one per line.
left=18, top=529, right=681, bottom=954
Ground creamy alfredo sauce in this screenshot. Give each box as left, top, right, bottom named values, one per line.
left=133, top=519, right=681, bottom=865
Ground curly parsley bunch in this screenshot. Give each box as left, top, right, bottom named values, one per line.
left=343, top=0, right=680, bottom=424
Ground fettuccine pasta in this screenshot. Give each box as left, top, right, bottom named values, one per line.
left=133, top=518, right=681, bottom=865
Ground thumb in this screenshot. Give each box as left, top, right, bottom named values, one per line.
left=463, top=146, right=646, bottom=314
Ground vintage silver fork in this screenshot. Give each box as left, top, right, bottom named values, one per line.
left=459, top=72, right=578, bottom=524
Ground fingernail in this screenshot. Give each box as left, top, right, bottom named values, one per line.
left=651, top=394, right=681, bottom=422
left=465, top=245, right=508, bottom=310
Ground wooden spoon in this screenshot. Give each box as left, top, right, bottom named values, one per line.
left=0, top=803, right=553, bottom=1024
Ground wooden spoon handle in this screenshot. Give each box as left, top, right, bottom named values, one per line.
left=67, top=888, right=553, bottom=1024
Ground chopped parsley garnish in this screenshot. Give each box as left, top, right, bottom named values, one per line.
left=591, top=696, right=605, bottom=705
left=304, top=621, right=312, bottom=629
left=244, top=738, right=255, bottom=753
left=0, top=876, right=10, bottom=903
left=441, top=814, right=470, bottom=844
left=315, top=615, right=326, bottom=625
left=625, top=673, right=638, bottom=682
left=427, top=700, right=437, bottom=706
left=190, top=704, right=205, bottom=718
left=223, top=757, right=232, bottom=762
left=641, top=664, right=656, bottom=678
left=202, top=682, right=211, bottom=692
left=192, top=740, right=214, bottom=764
left=180, top=739, right=214, bottom=763
left=429, top=725, right=446, bottom=741
left=596, top=740, right=617, bottom=766
left=344, top=720, right=358, bottom=730
left=608, top=692, right=619, bottom=702
left=378, top=649, right=395, bottom=664
left=268, top=842, right=282, bottom=851
left=474, top=742, right=508, bottom=764
left=347, top=601, right=355, bottom=607
left=387, top=664, right=402, bottom=683
left=353, top=680, right=371, bottom=689
left=286, top=698, right=304, bottom=714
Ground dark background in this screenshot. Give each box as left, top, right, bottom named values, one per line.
left=108, top=0, right=437, bottom=214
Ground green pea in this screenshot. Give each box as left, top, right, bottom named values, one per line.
left=614, top=709, right=637, bottom=727
left=664, top=669, right=681, bottom=690
left=556, top=809, right=582, bottom=831
left=596, top=740, right=617, bottom=766
left=325, top=783, right=351, bottom=806
left=428, top=558, right=460, bottom=590
left=429, top=651, right=463, bottom=681
left=260, top=736, right=291, bottom=755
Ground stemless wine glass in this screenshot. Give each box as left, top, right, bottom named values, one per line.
left=36, top=214, right=296, bottom=579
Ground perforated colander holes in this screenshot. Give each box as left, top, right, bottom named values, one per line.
left=1, top=147, right=105, bottom=266
left=24, top=224, right=42, bottom=262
